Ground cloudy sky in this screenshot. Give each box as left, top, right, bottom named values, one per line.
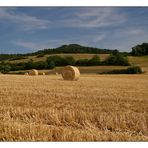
left=0, top=7, right=148, bottom=53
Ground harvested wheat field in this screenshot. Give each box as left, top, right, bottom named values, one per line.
left=0, top=74, right=148, bottom=141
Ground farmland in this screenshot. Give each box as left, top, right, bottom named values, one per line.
left=1, top=54, right=148, bottom=141
left=6, top=53, right=109, bottom=63
left=0, top=6, right=148, bottom=142
left=0, top=74, right=148, bottom=141
left=8, top=55, right=148, bottom=74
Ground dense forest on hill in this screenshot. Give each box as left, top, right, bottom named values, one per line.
left=131, top=43, right=148, bottom=56
left=0, top=44, right=119, bottom=61
left=30, top=44, right=113, bottom=55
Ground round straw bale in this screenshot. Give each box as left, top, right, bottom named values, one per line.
left=61, top=66, right=80, bottom=81
left=28, top=69, right=38, bottom=76
left=24, top=72, right=29, bottom=75
left=39, top=72, right=45, bottom=75
left=55, top=72, right=59, bottom=75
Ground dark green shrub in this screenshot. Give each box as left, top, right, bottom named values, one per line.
left=131, top=43, right=148, bottom=56
left=47, top=55, right=75, bottom=66
left=46, top=56, right=66, bottom=66
left=48, top=61, right=55, bottom=69
left=64, top=56, right=76, bottom=65
left=112, top=49, right=120, bottom=55
left=88, top=55, right=101, bottom=66
left=76, top=59, right=89, bottom=66
left=34, top=61, right=48, bottom=69
left=0, top=64, right=11, bottom=74
left=24, top=59, right=35, bottom=70
left=104, top=53, right=130, bottom=66
left=99, top=66, right=143, bottom=74
left=126, top=66, right=143, bottom=74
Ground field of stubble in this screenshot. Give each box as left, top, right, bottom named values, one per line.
left=0, top=74, right=148, bottom=141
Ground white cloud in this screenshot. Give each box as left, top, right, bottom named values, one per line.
left=93, top=33, right=107, bottom=42
left=97, top=27, right=148, bottom=51
left=2, top=7, right=148, bottom=52
left=13, top=40, right=51, bottom=50
left=0, top=8, right=50, bottom=30
left=12, top=38, right=96, bottom=51
left=13, top=39, right=76, bottom=50
left=57, top=8, right=126, bottom=28
left=123, top=28, right=145, bottom=36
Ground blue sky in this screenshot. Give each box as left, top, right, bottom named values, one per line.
left=0, top=7, right=148, bottom=53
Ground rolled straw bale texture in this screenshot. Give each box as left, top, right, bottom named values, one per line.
left=28, top=69, right=38, bottom=76
left=39, top=72, right=45, bottom=75
left=61, top=66, right=80, bottom=81
left=24, top=72, right=29, bottom=75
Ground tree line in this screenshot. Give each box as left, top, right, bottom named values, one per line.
left=0, top=53, right=130, bottom=74
left=0, top=43, right=148, bottom=62
left=131, top=43, right=148, bottom=56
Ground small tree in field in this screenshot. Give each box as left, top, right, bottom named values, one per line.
left=0, top=64, right=11, bottom=74
left=104, top=53, right=130, bottom=66
left=88, top=55, right=101, bottom=66
left=48, top=61, right=55, bottom=69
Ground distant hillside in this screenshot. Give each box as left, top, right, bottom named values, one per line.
left=29, top=44, right=114, bottom=56
left=0, top=44, right=117, bottom=61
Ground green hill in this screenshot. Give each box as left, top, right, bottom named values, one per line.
left=0, top=44, right=118, bottom=61
left=32, top=44, right=113, bottom=55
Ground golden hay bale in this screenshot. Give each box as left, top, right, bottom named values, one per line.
left=24, top=72, right=29, bottom=75
left=61, top=66, right=80, bottom=81
left=39, top=72, right=45, bottom=75
left=28, top=69, right=38, bottom=76
left=55, top=72, right=59, bottom=75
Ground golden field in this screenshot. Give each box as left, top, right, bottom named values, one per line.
left=0, top=74, right=148, bottom=141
